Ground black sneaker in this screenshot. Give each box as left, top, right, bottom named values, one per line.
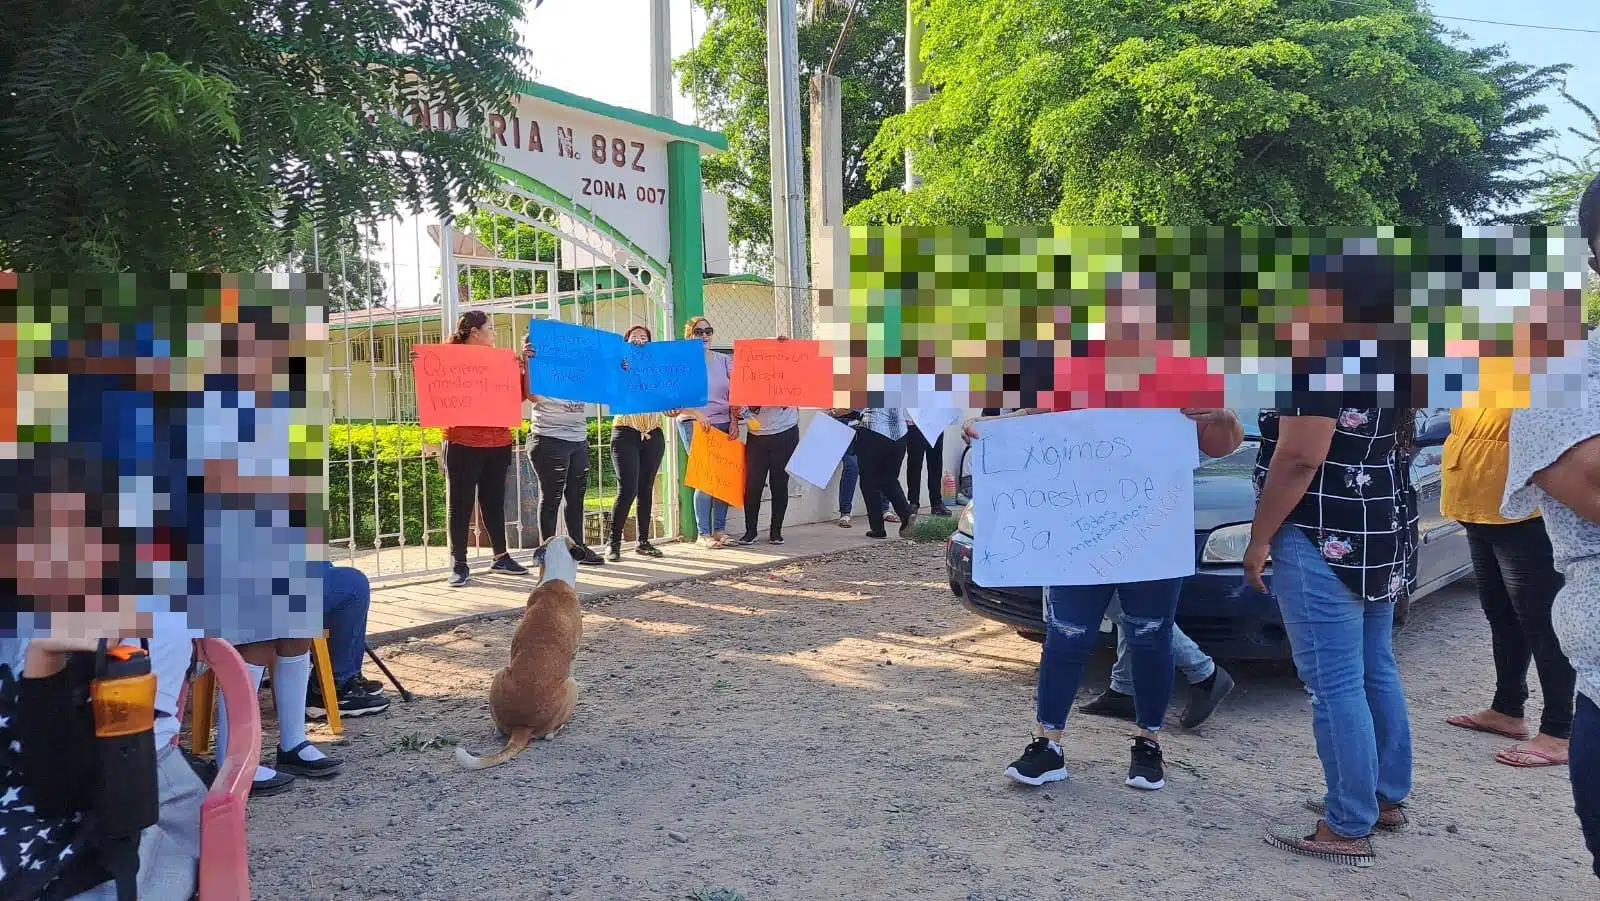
left=489, top=555, right=529, bottom=575
left=635, top=540, right=664, bottom=558
left=1127, top=736, right=1165, bottom=790
left=768, top=533, right=784, bottom=545
left=575, top=544, right=605, bottom=566
left=1079, top=688, right=1137, bottom=721
left=606, top=540, right=622, bottom=562
left=737, top=532, right=760, bottom=546
left=250, top=769, right=296, bottom=797
left=1180, top=666, right=1236, bottom=729
left=275, top=740, right=344, bottom=779
left=309, top=680, right=390, bottom=720
left=354, top=675, right=385, bottom=696
left=898, top=513, right=918, bottom=538
left=1004, top=737, right=1067, bottom=786
left=447, top=564, right=470, bottom=587
left=931, top=506, right=952, bottom=518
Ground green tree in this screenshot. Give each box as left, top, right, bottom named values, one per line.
left=678, top=0, right=905, bottom=262
left=0, top=0, right=529, bottom=272
left=283, top=220, right=388, bottom=312
left=848, top=0, right=1565, bottom=227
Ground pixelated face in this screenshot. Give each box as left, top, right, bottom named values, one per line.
left=626, top=326, right=651, bottom=346
left=1105, top=279, right=1159, bottom=347
left=1, top=491, right=120, bottom=611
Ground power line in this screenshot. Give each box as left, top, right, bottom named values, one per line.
left=1321, top=0, right=1600, bottom=35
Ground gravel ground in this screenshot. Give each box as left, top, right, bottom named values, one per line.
left=242, top=541, right=1591, bottom=901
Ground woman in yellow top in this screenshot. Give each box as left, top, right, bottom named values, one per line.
left=1442, top=407, right=1573, bottom=767
left=608, top=324, right=675, bottom=561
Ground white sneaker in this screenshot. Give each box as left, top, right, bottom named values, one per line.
left=838, top=515, right=853, bottom=528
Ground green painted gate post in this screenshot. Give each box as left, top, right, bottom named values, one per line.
left=667, top=140, right=705, bottom=542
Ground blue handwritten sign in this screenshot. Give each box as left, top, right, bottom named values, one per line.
left=526, top=318, right=624, bottom=404
left=612, top=339, right=708, bottom=415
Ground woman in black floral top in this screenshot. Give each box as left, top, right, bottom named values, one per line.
left=1247, top=399, right=1420, bottom=868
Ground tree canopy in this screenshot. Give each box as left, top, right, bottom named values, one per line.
left=843, top=0, right=1565, bottom=227
left=0, top=0, right=529, bottom=272
left=678, top=0, right=904, bottom=262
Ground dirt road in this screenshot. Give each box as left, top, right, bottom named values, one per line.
left=245, top=542, right=1591, bottom=900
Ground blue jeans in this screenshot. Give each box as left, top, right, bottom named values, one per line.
left=322, top=564, right=370, bottom=686
left=1111, top=619, right=1214, bottom=696
left=1573, top=693, right=1600, bottom=878
left=1272, top=525, right=1412, bottom=839
left=1037, top=579, right=1181, bottom=733
left=836, top=453, right=887, bottom=517
left=677, top=420, right=730, bottom=536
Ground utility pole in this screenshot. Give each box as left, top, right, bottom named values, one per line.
left=904, top=1, right=928, bottom=190
left=649, top=0, right=673, bottom=119
left=767, top=0, right=810, bottom=338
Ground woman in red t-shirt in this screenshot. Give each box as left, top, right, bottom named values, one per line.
left=437, top=311, right=529, bottom=587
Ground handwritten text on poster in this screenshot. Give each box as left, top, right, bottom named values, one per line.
left=728, top=340, right=833, bottom=408
left=970, top=409, right=1197, bottom=588
left=413, top=345, right=524, bottom=428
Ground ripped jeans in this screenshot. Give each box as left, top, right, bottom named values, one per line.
left=1036, top=579, right=1182, bottom=734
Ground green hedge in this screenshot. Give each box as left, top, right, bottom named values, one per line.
left=327, top=419, right=628, bottom=550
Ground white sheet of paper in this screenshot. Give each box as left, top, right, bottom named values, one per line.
left=785, top=414, right=858, bottom=489
left=971, top=409, right=1198, bottom=588
left=907, top=407, right=961, bottom=443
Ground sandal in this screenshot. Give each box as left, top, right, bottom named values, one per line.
left=1494, top=743, right=1568, bottom=768
left=1446, top=713, right=1532, bottom=742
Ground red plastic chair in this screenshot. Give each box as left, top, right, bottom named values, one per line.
left=187, top=638, right=258, bottom=901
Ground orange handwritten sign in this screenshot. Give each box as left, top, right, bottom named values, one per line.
left=728, top=339, right=833, bottom=408
left=684, top=425, right=746, bottom=507
left=413, top=344, right=523, bottom=428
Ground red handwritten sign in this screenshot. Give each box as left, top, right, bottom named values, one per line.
left=413, top=344, right=523, bottom=428
left=728, top=339, right=834, bottom=408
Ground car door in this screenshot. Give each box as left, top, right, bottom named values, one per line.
left=1412, top=408, right=1467, bottom=590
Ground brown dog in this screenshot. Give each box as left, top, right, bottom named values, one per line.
left=455, top=535, right=583, bottom=770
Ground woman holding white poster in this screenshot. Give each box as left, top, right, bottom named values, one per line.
left=968, top=407, right=1243, bottom=793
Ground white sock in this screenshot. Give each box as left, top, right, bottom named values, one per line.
left=218, top=663, right=279, bottom=781
left=272, top=652, right=325, bottom=760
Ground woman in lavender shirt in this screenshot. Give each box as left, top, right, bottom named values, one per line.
left=676, top=316, right=740, bottom=548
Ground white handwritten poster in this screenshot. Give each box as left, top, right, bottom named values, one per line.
left=785, top=414, right=857, bottom=489
left=971, top=409, right=1198, bottom=588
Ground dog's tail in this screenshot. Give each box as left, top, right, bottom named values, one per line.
left=454, top=727, right=536, bottom=770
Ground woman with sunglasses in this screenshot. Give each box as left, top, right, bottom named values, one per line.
left=676, top=316, right=739, bottom=548
left=609, top=324, right=673, bottom=561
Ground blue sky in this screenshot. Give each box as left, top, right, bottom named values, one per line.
left=1433, top=0, right=1597, bottom=166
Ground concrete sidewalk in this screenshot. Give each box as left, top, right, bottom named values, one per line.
left=365, top=520, right=891, bottom=644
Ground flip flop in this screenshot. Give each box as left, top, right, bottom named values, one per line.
left=1446, top=713, right=1532, bottom=742
left=1494, top=744, right=1568, bottom=768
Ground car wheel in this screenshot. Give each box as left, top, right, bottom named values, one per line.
left=1393, top=593, right=1412, bottom=629
left=1017, top=630, right=1044, bottom=643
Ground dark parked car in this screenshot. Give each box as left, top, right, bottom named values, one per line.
left=945, top=410, right=1471, bottom=660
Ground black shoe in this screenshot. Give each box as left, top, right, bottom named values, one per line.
left=1180, top=667, right=1235, bottom=730
left=768, top=533, right=784, bottom=545
left=354, top=675, right=385, bottom=696
left=931, top=506, right=952, bottom=517
left=309, top=679, right=391, bottom=720
left=1079, top=688, right=1137, bottom=721
left=275, top=740, right=344, bottom=779
left=635, top=540, right=664, bottom=558
left=737, top=532, right=760, bottom=546
left=575, top=544, right=605, bottom=566
left=447, top=564, right=470, bottom=587
left=1126, top=736, right=1165, bottom=791
left=606, top=539, right=622, bottom=562
left=898, top=513, right=918, bottom=538
left=489, top=555, right=529, bottom=575
left=1005, top=737, right=1067, bottom=786
left=250, top=769, right=296, bottom=797
left=864, top=530, right=889, bottom=540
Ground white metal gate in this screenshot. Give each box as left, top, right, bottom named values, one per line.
left=321, top=179, right=675, bottom=582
